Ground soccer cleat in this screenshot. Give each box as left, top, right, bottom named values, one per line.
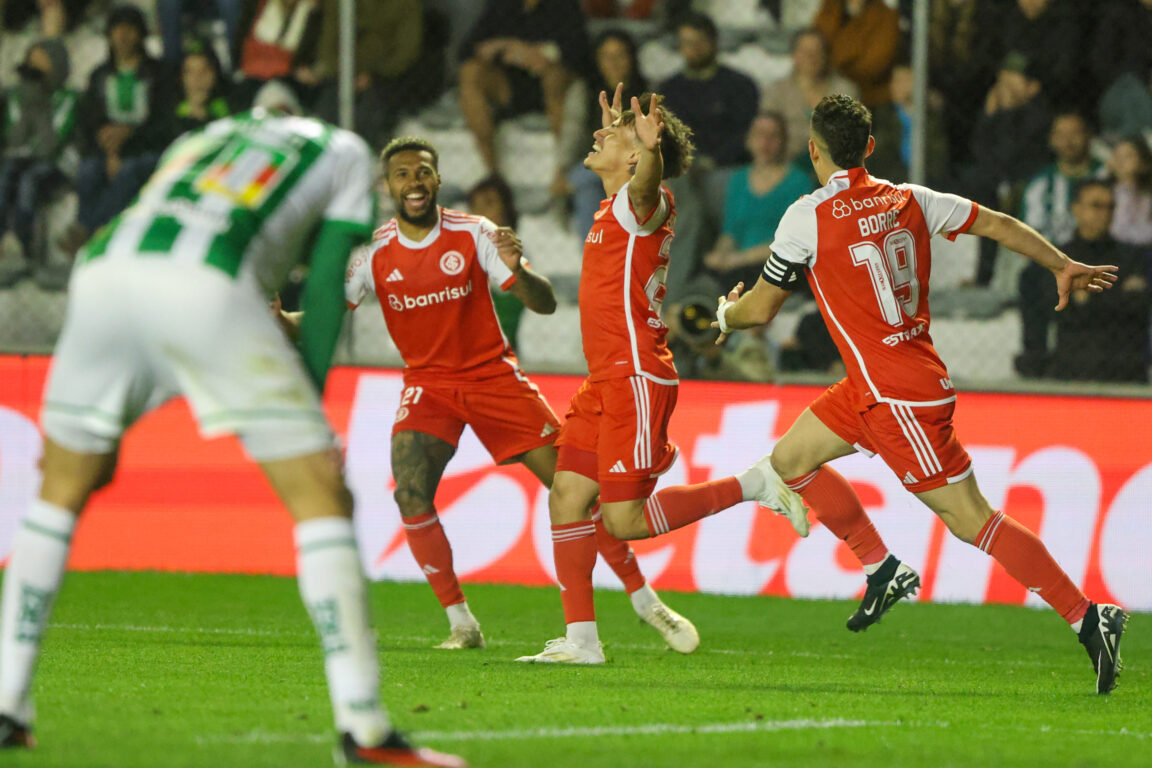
left=749, top=454, right=810, bottom=537
left=515, top=637, right=605, bottom=664
left=846, top=556, right=920, bottom=633
left=434, top=625, right=486, bottom=650
left=638, top=601, right=700, bottom=654
left=337, top=730, right=466, bottom=767
left=0, top=714, right=34, bottom=749
left=1079, top=603, right=1128, bottom=694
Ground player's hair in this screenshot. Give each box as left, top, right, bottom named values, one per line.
left=1113, top=135, right=1152, bottom=192
left=619, top=93, right=695, bottom=180
left=811, top=94, right=872, bottom=170
left=380, top=136, right=439, bottom=170
left=676, top=10, right=718, bottom=41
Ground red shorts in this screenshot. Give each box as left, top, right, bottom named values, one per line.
left=393, top=370, right=560, bottom=464
left=555, top=375, right=679, bottom=502
left=810, top=379, right=973, bottom=492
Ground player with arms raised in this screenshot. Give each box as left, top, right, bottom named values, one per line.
left=341, top=137, right=701, bottom=654
left=0, top=105, right=464, bottom=766
left=518, top=87, right=806, bottom=664
left=714, top=94, right=1127, bottom=693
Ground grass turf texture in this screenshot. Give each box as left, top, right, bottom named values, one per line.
left=2, top=572, right=1147, bottom=768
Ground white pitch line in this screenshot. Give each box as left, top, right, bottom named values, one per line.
left=195, top=719, right=1152, bottom=747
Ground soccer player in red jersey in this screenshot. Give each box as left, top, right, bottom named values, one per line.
left=714, top=94, right=1127, bottom=693
left=343, top=137, right=700, bottom=653
left=518, top=88, right=808, bottom=664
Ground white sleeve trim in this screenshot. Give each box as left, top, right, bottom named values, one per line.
left=612, top=181, right=670, bottom=236
left=473, top=216, right=515, bottom=287
left=344, top=244, right=375, bottom=307
left=769, top=200, right=817, bottom=266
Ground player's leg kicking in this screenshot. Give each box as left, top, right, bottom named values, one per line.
left=771, top=391, right=1127, bottom=694
left=517, top=376, right=806, bottom=664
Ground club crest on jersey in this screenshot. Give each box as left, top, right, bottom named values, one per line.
left=440, top=250, right=465, bottom=276
left=388, top=295, right=403, bottom=312
left=832, top=199, right=852, bottom=219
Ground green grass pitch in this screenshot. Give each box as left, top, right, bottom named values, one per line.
left=3, top=571, right=1148, bottom=768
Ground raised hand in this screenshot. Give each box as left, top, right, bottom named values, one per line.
left=494, top=226, right=524, bottom=272
left=1054, top=259, right=1118, bottom=311
left=631, top=94, right=664, bottom=151
left=598, top=82, right=624, bottom=128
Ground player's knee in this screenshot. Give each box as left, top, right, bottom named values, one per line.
left=393, top=487, right=432, bottom=518
left=769, top=449, right=806, bottom=482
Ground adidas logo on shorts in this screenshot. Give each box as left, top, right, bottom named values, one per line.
left=385, top=268, right=403, bottom=282
left=609, top=460, right=627, bottom=473
left=902, top=471, right=917, bottom=485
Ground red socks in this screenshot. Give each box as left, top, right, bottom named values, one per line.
left=642, top=478, right=743, bottom=537
left=552, top=520, right=598, bottom=623
left=592, top=508, right=646, bottom=593
left=401, top=510, right=464, bottom=608
left=975, top=511, right=1090, bottom=624
left=786, top=468, right=887, bottom=566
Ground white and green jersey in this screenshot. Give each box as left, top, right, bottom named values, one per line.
left=79, top=111, right=376, bottom=294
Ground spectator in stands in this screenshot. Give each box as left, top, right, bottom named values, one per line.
left=1099, top=64, right=1152, bottom=143
left=565, top=27, right=649, bottom=236
left=982, top=0, right=1081, bottom=110
left=64, top=5, right=175, bottom=250
left=1019, top=112, right=1101, bottom=247
left=457, top=0, right=592, bottom=175
left=761, top=28, right=858, bottom=167
left=812, top=0, right=900, bottom=106
left=658, top=10, right=758, bottom=308
left=1107, top=137, right=1152, bottom=248
left=661, top=11, right=759, bottom=172
left=1017, top=180, right=1152, bottom=381
left=702, top=112, right=812, bottom=292
left=156, top=0, right=243, bottom=69
left=0, top=38, right=77, bottom=286
left=1, top=0, right=85, bottom=35
left=964, top=51, right=1053, bottom=285
left=467, top=173, right=527, bottom=350
left=231, top=0, right=323, bottom=107
left=1045, top=181, right=1152, bottom=383
left=1089, top=0, right=1152, bottom=93
left=168, top=39, right=230, bottom=135
left=0, top=0, right=103, bottom=93
left=868, top=62, right=949, bottom=185
left=313, top=0, right=446, bottom=147
left=928, top=0, right=998, bottom=169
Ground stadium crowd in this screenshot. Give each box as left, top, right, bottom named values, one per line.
left=0, top=0, right=1149, bottom=383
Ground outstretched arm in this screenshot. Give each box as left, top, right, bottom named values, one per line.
left=496, top=226, right=557, bottom=315
left=966, top=205, right=1118, bottom=310
left=711, top=277, right=792, bottom=345
left=627, top=94, right=665, bottom=221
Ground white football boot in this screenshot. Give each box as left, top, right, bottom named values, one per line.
left=515, top=637, right=605, bottom=664
left=748, top=454, right=810, bottom=537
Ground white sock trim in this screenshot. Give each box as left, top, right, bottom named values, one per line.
left=629, top=583, right=660, bottom=614
left=566, top=620, right=600, bottom=646
left=21, top=499, right=77, bottom=540
left=446, top=601, right=478, bottom=630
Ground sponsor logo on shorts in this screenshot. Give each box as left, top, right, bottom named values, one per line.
left=395, top=406, right=409, bottom=422
left=440, top=250, right=466, bottom=276
left=609, top=460, right=627, bottom=473
left=903, top=471, right=917, bottom=485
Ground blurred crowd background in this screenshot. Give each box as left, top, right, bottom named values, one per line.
left=0, top=0, right=1149, bottom=394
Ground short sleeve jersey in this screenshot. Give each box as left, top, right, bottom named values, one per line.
left=345, top=207, right=520, bottom=380
left=579, top=182, right=678, bottom=383
left=78, top=112, right=376, bottom=294
left=766, top=167, right=978, bottom=407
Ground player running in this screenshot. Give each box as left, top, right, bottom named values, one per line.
left=713, top=94, right=1127, bottom=694
left=518, top=87, right=806, bottom=664
left=339, top=136, right=701, bottom=654
left=0, top=109, right=465, bottom=766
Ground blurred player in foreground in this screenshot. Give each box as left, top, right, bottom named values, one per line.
left=713, top=94, right=1127, bottom=694
left=0, top=100, right=465, bottom=766
left=518, top=87, right=807, bottom=665
left=334, top=136, right=699, bottom=654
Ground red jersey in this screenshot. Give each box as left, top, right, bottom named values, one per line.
left=579, top=182, right=678, bottom=383
left=345, top=207, right=520, bottom=381
left=767, top=168, right=978, bottom=407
